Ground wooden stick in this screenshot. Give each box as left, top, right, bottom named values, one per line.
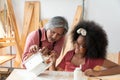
left=6, top=0, right=22, bottom=67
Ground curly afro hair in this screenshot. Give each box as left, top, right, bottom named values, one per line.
left=71, top=21, right=108, bottom=59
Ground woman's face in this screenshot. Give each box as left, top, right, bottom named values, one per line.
left=74, top=36, right=87, bottom=55
left=46, top=27, right=65, bottom=42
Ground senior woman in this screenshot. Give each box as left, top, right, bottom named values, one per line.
left=22, top=16, right=69, bottom=67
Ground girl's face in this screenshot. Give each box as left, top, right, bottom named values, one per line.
left=46, top=27, right=65, bottom=42
left=74, top=36, right=87, bottom=55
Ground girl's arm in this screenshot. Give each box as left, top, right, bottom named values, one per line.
left=84, top=59, right=120, bottom=76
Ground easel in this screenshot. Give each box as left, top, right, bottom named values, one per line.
left=3, top=0, right=40, bottom=68
left=5, top=0, right=22, bottom=67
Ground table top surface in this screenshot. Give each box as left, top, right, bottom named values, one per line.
left=6, top=69, right=120, bottom=80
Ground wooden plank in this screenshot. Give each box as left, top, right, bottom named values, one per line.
left=107, top=52, right=120, bottom=64
left=118, top=52, right=120, bottom=65
left=0, top=54, right=15, bottom=65
left=39, top=19, right=48, bottom=28
left=21, top=1, right=40, bottom=50
left=71, top=5, right=83, bottom=29
left=0, top=10, right=6, bottom=31
left=28, top=1, right=40, bottom=33
left=6, top=0, right=22, bottom=67
left=0, top=38, right=15, bottom=42
left=56, top=5, right=83, bottom=66
left=0, top=42, right=16, bottom=48
left=21, top=2, right=34, bottom=51
left=63, top=5, right=83, bottom=56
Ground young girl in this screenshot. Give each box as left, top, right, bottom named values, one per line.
left=51, top=21, right=120, bottom=77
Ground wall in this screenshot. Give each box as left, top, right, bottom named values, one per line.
left=12, top=0, right=82, bottom=35
left=11, top=0, right=120, bottom=53
left=86, top=0, right=120, bottom=53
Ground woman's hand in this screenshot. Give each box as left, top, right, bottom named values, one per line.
left=23, top=45, right=38, bottom=61
left=23, top=53, right=33, bottom=61
left=29, top=45, right=39, bottom=53
left=39, top=47, right=51, bottom=56
left=84, top=69, right=101, bottom=77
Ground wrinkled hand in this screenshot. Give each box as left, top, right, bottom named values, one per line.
left=29, top=45, right=51, bottom=55
left=23, top=45, right=38, bottom=61
left=84, top=69, right=101, bottom=77
left=29, top=45, right=38, bottom=53
left=23, top=53, right=33, bottom=61
left=39, top=47, right=51, bottom=56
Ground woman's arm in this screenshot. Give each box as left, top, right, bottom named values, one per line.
left=22, top=31, right=39, bottom=62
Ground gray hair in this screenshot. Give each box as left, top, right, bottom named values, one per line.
left=44, top=16, right=68, bottom=34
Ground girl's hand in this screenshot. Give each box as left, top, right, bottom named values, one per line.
left=84, top=69, right=101, bottom=77
left=47, top=51, right=57, bottom=71
left=44, top=50, right=57, bottom=64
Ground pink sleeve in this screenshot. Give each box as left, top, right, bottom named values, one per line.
left=82, top=58, right=104, bottom=71
left=22, top=30, right=39, bottom=61
left=91, top=58, right=104, bottom=67
left=57, top=50, right=74, bottom=70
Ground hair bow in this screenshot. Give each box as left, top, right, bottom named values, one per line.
left=77, top=28, right=87, bottom=36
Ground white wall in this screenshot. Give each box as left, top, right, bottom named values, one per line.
left=12, top=0, right=120, bottom=53
left=85, top=0, right=120, bottom=53
left=12, top=0, right=82, bottom=35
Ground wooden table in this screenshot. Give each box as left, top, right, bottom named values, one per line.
left=6, top=69, right=120, bottom=80
left=6, top=69, right=73, bottom=80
